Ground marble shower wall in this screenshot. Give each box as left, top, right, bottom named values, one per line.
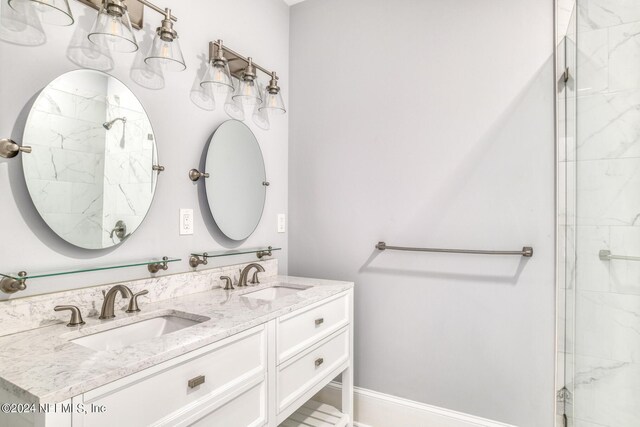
left=24, top=72, right=108, bottom=248
left=101, top=78, right=155, bottom=248
left=567, top=1, right=640, bottom=425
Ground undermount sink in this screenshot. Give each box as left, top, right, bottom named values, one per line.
left=242, top=284, right=311, bottom=301
left=72, top=314, right=208, bottom=351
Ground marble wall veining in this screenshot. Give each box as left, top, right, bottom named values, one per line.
left=24, top=73, right=108, bottom=248
left=23, top=73, right=157, bottom=249
left=563, top=0, right=640, bottom=425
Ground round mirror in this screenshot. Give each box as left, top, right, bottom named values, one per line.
left=22, top=70, right=159, bottom=249
left=205, top=120, right=266, bottom=241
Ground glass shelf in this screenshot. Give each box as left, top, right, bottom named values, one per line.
left=0, top=257, right=181, bottom=281
left=191, top=247, right=281, bottom=259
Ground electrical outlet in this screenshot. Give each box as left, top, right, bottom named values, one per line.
left=277, top=214, right=286, bottom=233
left=180, top=209, right=194, bottom=235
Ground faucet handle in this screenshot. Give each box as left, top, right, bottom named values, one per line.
left=220, top=276, right=234, bottom=290
left=126, top=290, right=149, bottom=313
left=54, top=305, right=86, bottom=327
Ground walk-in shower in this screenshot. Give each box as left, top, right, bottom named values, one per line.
left=556, top=0, right=640, bottom=425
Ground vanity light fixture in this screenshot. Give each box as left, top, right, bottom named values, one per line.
left=87, top=0, right=138, bottom=53
left=8, top=0, right=73, bottom=26
left=260, top=72, right=286, bottom=115
left=86, top=0, right=186, bottom=71
left=144, top=7, right=185, bottom=71
left=193, top=40, right=287, bottom=129
left=234, top=57, right=262, bottom=106
left=200, top=40, right=234, bottom=94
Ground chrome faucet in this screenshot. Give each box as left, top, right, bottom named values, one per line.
left=238, top=263, right=265, bottom=287
left=99, top=285, right=133, bottom=319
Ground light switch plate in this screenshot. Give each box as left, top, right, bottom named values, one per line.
left=180, top=209, right=194, bottom=235
left=277, top=214, right=286, bottom=233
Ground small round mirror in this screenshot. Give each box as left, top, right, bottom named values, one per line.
left=205, top=120, right=266, bottom=241
left=22, top=70, right=159, bottom=249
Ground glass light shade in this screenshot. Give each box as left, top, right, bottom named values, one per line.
left=145, top=32, right=186, bottom=72
left=88, top=5, right=137, bottom=53
left=9, top=0, right=73, bottom=26
left=190, top=77, right=215, bottom=111
left=224, top=80, right=245, bottom=120
left=0, top=0, right=46, bottom=46
left=200, top=60, right=234, bottom=94
left=233, top=78, right=262, bottom=106
left=259, top=90, right=286, bottom=115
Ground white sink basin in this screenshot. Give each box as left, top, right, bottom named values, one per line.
left=72, top=315, right=207, bottom=351
left=242, top=284, right=311, bottom=301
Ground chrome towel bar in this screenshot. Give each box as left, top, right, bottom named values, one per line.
left=376, top=242, right=534, bottom=258
left=599, top=250, right=640, bottom=261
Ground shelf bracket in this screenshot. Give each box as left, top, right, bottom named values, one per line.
left=1, top=271, right=28, bottom=294
left=256, top=246, right=273, bottom=259
left=189, top=254, right=209, bottom=269
left=148, top=257, right=170, bottom=274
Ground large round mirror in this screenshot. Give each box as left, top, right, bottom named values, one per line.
left=205, top=120, right=266, bottom=241
left=22, top=70, right=159, bottom=249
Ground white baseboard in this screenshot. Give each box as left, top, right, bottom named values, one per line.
left=313, top=382, right=516, bottom=427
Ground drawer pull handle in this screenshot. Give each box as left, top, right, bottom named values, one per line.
left=188, top=375, right=206, bottom=388
left=315, top=318, right=324, bottom=326
left=315, top=357, right=324, bottom=368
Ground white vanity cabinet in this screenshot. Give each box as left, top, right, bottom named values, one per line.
left=4, top=289, right=354, bottom=427
left=275, top=292, right=353, bottom=425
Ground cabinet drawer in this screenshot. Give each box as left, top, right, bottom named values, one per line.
left=277, top=328, right=349, bottom=414
left=83, top=325, right=266, bottom=427
left=183, top=378, right=266, bottom=427
left=277, top=292, right=349, bottom=363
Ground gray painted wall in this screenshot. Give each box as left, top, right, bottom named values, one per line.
left=0, top=0, right=289, bottom=299
left=289, top=0, right=556, bottom=425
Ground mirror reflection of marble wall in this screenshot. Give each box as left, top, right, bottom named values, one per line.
left=22, top=70, right=157, bottom=249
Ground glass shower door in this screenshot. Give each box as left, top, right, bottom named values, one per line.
left=559, top=0, right=640, bottom=425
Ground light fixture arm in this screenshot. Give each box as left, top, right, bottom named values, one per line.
left=137, top=0, right=178, bottom=22
left=211, top=40, right=276, bottom=79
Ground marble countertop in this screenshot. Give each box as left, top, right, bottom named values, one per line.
left=0, top=275, right=353, bottom=404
